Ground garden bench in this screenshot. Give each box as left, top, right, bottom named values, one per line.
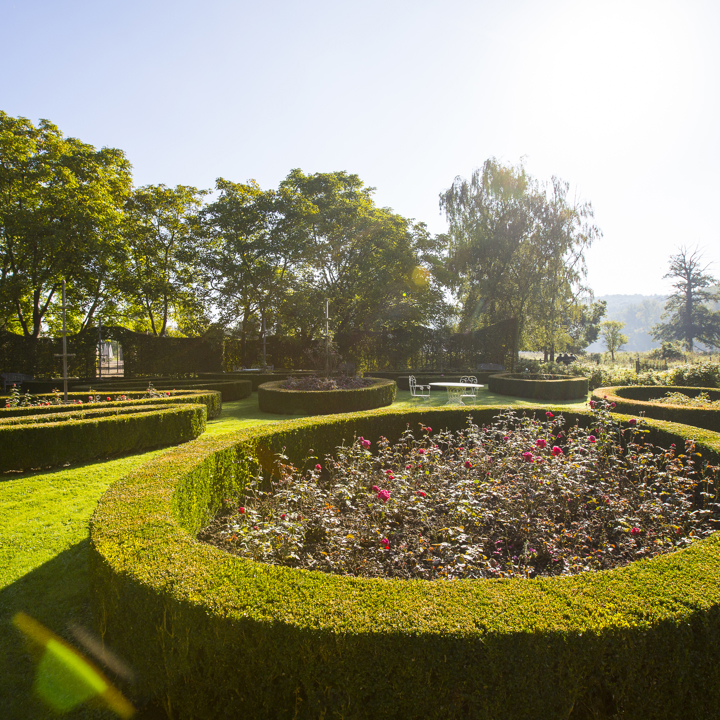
left=1, top=372, right=34, bottom=393
left=408, top=375, right=431, bottom=403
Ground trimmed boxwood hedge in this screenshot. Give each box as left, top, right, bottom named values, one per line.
left=0, top=403, right=206, bottom=472
left=593, top=385, right=720, bottom=433
left=90, top=405, right=720, bottom=719
left=258, top=377, right=396, bottom=415
left=73, top=379, right=251, bottom=403
left=489, top=372, right=589, bottom=400
left=1, top=389, right=222, bottom=420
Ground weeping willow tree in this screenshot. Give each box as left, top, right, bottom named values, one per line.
left=440, top=159, right=601, bottom=359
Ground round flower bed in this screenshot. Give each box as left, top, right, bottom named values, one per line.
left=200, top=403, right=717, bottom=580
left=489, top=372, right=589, bottom=400
left=592, top=385, right=720, bottom=433
left=258, top=376, right=396, bottom=415
left=90, top=405, right=720, bottom=719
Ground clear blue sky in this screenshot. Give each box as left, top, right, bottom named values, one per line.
left=3, top=0, right=719, bottom=296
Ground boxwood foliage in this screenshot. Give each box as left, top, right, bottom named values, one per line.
left=594, top=385, right=720, bottom=433
left=73, top=379, right=251, bottom=403
left=488, top=373, right=589, bottom=400
left=89, top=405, right=720, bottom=720
left=1, top=389, right=222, bottom=420
left=258, top=377, right=396, bottom=415
left=0, top=403, right=206, bottom=472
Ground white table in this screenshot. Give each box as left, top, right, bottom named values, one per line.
left=428, top=382, right=484, bottom=405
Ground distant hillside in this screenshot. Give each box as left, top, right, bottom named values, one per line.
left=586, top=294, right=666, bottom=352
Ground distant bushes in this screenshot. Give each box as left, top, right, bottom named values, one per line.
left=524, top=360, right=720, bottom=391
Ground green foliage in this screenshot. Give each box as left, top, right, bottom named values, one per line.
left=0, top=402, right=206, bottom=472
left=600, top=320, right=628, bottom=361
left=592, top=386, right=720, bottom=433
left=90, top=406, right=720, bottom=719
left=652, top=247, right=720, bottom=352
left=258, top=378, right=396, bottom=415
left=0, top=112, right=132, bottom=337
left=488, top=373, right=588, bottom=400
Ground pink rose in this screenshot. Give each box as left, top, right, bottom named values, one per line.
left=239, top=507, right=245, bottom=514
left=546, top=412, right=554, bottom=418
left=372, top=485, right=380, bottom=492
left=464, top=460, right=472, bottom=468
left=630, top=527, right=641, bottom=536
left=588, top=435, right=597, bottom=443
left=381, top=537, right=389, bottom=549
left=416, top=490, right=426, bottom=497
left=418, top=448, right=425, bottom=455
left=315, top=464, right=322, bottom=471
left=522, top=451, right=533, bottom=462
left=552, top=446, right=563, bottom=456
left=426, top=427, right=432, bottom=433
left=628, top=418, right=637, bottom=426
left=536, top=439, right=547, bottom=449
left=377, top=489, right=390, bottom=502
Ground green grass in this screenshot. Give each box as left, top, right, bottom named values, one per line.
left=0, top=387, right=590, bottom=718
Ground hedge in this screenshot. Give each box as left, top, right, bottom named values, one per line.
left=90, top=405, right=720, bottom=719
left=72, top=379, right=251, bottom=403
left=1, top=389, right=222, bottom=420
left=592, top=385, right=720, bottom=433
left=488, top=372, right=589, bottom=400
left=0, top=403, right=206, bottom=472
left=258, top=378, right=396, bottom=415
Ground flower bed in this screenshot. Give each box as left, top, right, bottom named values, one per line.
left=592, top=385, right=720, bottom=433
left=90, top=405, right=720, bottom=719
left=488, top=372, right=589, bottom=400
left=280, top=375, right=374, bottom=391
left=200, top=404, right=717, bottom=580
left=258, top=377, right=395, bottom=415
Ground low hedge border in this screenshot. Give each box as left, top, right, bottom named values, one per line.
left=73, top=380, right=251, bottom=403
left=0, top=403, right=206, bottom=472
left=488, top=372, right=589, bottom=400
left=258, top=377, right=396, bottom=415
left=592, top=385, right=720, bottom=433
left=0, top=389, right=222, bottom=420
left=90, top=405, right=720, bottom=719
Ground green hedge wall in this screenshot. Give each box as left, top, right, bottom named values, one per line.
left=488, top=373, right=589, bottom=400
left=257, top=378, right=396, bottom=415
left=73, top=379, right=251, bottom=403
left=1, top=390, right=222, bottom=420
left=90, top=405, right=720, bottom=719
left=0, top=403, right=206, bottom=472
left=592, top=385, right=720, bottom=433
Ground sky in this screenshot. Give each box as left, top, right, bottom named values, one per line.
left=2, top=0, right=719, bottom=297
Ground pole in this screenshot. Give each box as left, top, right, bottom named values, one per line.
left=61, top=280, right=68, bottom=401
left=325, top=299, right=329, bottom=377
left=98, top=320, right=103, bottom=379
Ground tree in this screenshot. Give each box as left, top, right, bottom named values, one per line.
left=565, top=299, right=607, bottom=354
left=118, top=184, right=208, bottom=336
left=651, top=246, right=720, bottom=351
left=439, top=159, right=600, bottom=358
left=0, top=112, right=132, bottom=337
left=601, top=320, right=628, bottom=362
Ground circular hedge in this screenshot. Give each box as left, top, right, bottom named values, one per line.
left=489, top=372, right=589, bottom=400
left=257, top=377, right=396, bottom=415
left=90, top=405, right=720, bottom=719
left=593, top=385, right=720, bottom=433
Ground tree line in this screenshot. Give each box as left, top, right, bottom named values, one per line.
left=1, top=112, right=608, bottom=365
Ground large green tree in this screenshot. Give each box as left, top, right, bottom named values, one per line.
left=0, top=112, right=132, bottom=337
left=119, top=184, right=208, bottom=336
left=283, top=169, right=446, bottom=350
left=440, top=159, right=599, bottom=356
left=652, top=246, right=720, bottom=351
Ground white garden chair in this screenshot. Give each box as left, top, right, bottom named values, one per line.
left=408, top=375, right=431, bottom=403
left=460, top=376, right=479, bottom=405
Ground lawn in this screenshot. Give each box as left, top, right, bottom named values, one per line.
left=0, top=387, right=589, bottom=719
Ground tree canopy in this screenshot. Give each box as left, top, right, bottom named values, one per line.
left=652, top=246, right=720, bottom=351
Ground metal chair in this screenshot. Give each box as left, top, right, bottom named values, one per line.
left=408, top=375, right=431, bottom=403
left=459, top=375, right=479, bottom=405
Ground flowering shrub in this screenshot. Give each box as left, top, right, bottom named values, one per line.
left=199, top=403, right=720, bottom=580
left=280, top=376, right=374, bottom=391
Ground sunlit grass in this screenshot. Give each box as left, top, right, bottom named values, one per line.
left=0, top=385, right=589, bottom=718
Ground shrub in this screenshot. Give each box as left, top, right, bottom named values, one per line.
left=0, top=403, right=206, bottom=472
left=488, top=373, right=588, bottom=400
left=592, top=386, right=720, bottom=433
left=91, top=405, right=720, bottom=720
left=258, top=377, right=396, bottom=415
left=0, top=389, right=222, bottom=420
